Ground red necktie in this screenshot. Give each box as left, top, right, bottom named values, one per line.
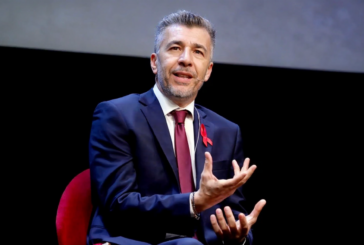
left=171, top=110, right=194, bottom=193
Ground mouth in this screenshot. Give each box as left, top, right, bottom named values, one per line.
left=173, top=71, right=194, bottom=79
left=172, top=71, right=195, bottom=84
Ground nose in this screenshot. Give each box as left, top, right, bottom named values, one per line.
left=178, top=49, right=192, bottom=67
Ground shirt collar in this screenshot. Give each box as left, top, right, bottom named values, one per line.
left=153, top=84, right=195, bottom=120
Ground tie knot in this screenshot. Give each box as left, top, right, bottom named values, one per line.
left=171, top=110, right=188, bottom=124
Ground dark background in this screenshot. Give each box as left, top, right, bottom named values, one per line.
left=3, top=46, right=363, bottom=245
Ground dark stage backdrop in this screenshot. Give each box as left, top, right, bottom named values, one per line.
left=3, top=46, right=362, bottom=245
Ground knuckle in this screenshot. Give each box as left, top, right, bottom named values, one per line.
left=221, top=226, right=229, bottom=233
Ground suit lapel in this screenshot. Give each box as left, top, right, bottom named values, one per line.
left=139, top=91, right=216, bottom=190
left=139, top=89, right=180, bottom=186
left=194, top=106, right=214, bottom=189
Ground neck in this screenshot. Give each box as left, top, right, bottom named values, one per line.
left=169, top=97, right=193, bottom=108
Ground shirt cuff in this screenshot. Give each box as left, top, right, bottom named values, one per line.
left=189, top=193, right=194, bottom=217
left=189, top=192, right=200, bottom=220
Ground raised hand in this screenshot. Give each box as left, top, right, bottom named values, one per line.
left=194, top=152, right=257, bottom=213
left=210, top=200, right=266, bottom=243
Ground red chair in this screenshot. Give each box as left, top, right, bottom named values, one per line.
left=56, top=169, right=102, bottom=245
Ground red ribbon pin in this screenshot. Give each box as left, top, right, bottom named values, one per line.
left=200, top=124, right=213, bottom=147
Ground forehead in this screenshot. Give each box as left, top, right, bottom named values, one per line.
left=160, top=24, right=212, bottom=50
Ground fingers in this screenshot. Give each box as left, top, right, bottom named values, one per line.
left=216, top=208, right=230, bottom=235
left=241, top=164, right=257, bottom=183
left=241, top=158, right=257, bottom=176
left=242, top=158, right=250, bottom=171
left=221, top=174, right=246, bottom=189
left=233, top=158, right=255, bottom=178
left=210, top=213, right=224, bottom=240
left=211, top=207, right=246, bottom=242
left=229, top=159, right=255, bottom=188
left=238, top=213, right=248, bottom=236
left=224, top=206, right=238, bottom=235
left=232, top=160, right=240, bottom=176
left=210, top=208, right=233, bottom=240
left=232, top=158, right=256, bottom=186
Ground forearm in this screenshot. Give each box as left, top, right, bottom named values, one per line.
left=90, top=150, right=194, bottom=225
left=110, top=191, right=191, bottom=218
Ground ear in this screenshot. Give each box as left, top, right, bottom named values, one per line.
left=150, top=53, right=158, bottom=75
left=203, top=62, right=214, bottom=81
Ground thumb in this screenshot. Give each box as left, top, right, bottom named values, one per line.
left=248, top=199, right=266, bottom=224
left=203, top=152, right=213, bottom=173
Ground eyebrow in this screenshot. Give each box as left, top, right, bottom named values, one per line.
left=166, top=40, right=208, bottom=54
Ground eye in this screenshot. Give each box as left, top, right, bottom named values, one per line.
left=170, top=46, right=180, bottom=51
left=194, top=50, right=204, bottom=56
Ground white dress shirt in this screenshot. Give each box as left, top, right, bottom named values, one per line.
left=153, top=85, right=197, bottom=187
left=153, top=85, right=199, bottom=219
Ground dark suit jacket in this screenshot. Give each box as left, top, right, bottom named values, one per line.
left=87, top=88, right=253, bottom=245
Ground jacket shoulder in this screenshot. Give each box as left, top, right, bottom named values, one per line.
left=95, top=88, right=155, bottom=111
left=100, top=93, right=140, bottom=108
left=196, top=104, right=238, bottom=129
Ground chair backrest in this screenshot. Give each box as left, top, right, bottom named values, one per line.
left=56, top=169, right=93, bottom=245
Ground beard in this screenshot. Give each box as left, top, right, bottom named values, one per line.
left=156, top=61, right=203, bottom=100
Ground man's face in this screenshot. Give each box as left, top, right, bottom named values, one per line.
left=151, top=24, right=213, bottom=106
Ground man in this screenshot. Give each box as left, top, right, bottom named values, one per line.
left=88, top=10, right=265, bottom=245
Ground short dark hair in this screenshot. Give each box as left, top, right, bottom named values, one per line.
left=154, top=10, right=216, bottom=56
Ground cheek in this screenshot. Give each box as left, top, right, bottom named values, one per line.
left=194, top=80, right=204, bottom=90
left=203, top=68, right=212, bottom=80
